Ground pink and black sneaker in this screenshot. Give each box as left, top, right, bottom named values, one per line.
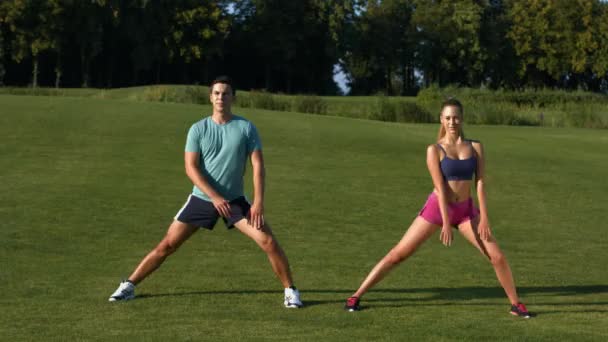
left=344, top=296, right=361, bottom=312
left=510, top=303, right=532, bottom=318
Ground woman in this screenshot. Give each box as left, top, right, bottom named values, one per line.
left=344, top=98, right=532, bottom=318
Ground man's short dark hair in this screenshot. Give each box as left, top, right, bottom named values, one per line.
left=209, top=75, right=235, bottom=95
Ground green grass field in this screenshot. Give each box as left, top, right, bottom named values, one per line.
left=1, top=94, right=607, bottom=341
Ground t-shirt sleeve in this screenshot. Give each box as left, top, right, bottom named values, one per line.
left=185, top=124, right=201, bottom=152
left=247, top=123, right=262, bottom=154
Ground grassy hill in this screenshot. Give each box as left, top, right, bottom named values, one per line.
left=1, top=94, right=607, bottom=341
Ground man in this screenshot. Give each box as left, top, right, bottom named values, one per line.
left=108, top=76, right=302, bottom=308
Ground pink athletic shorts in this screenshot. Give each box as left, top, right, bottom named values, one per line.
left=418, top=192, right=479, bottom=226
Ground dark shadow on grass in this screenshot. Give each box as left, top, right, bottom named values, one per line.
left=533, top=309, right=608, bottom=315
left=136, top=284, right=607, bottom=309
left=364, top=284, right=608, bottom=302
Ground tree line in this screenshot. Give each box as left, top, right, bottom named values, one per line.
left=1, top=0, right=607, bottom=95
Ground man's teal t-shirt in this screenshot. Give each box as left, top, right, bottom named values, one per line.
left=185, top=115, right=262, bottom=201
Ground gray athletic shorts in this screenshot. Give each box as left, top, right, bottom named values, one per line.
left=174, top=195, right=251, bottom=229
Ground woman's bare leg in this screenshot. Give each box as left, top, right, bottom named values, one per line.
left=458, top=217, right=520, bottom=305
left=351, top=217, right=439, bottom=298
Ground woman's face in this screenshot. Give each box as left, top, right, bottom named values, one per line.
left=440, top=105, right=462, bottom=135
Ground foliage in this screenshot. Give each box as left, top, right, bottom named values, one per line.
left=165, top=1, right=229, bottom=64
left=506, top=0, right=608, bottom=88
left=0, top=24, right=4, bottom=85
left=227, top=0, right=343, bottom=94
left=369, top=95, right=432, bottom=123
left=139, top=85, right=209, bottom=104
left=340, top=0, right=417, bottom=95
left=293, top=95, right=328, bottom=115
left=237, top=90, right=291, bottom=111
left=416, top=84, right=608, bottom=127
left=2, top=83, right=607, bottom=129
left=412, top=0, right=487, bottom=87
left=2, top=1, right=608, bottom=92
left=0, top=0, right=60, bottom=87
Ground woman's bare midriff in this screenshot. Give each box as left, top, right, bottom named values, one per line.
left=433, top=179, right=472, bottom=203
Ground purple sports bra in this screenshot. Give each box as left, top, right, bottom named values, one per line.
left=437, top=142, right=477, bottom=181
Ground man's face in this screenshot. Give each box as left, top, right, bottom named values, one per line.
left=209, top=83, right=234, bottom=112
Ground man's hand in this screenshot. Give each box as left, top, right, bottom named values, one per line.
left=211, top=196, right=231, bottom=218
left=249, top=202, right=265, bottom=230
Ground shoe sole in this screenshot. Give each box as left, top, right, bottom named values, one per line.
left=109, top=295, right=135, bottom=302
left=510, top=312, right=531, bottom=318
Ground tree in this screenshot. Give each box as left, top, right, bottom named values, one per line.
left=566, top=0, right=608, bottom=90
left=506, top=0, right=608, bottom=89
left=0, top=3, right=6, bottom=86
left=0, top=29, right=4, bottom=86
left=2, top=0, right=57, bottom=87
left=47, top=0, right=70, bottom=88
left=310, top=0, right=357, bottom=94
left=134, top=0, right=174, bottom=84
left=413, top=0, right=487, bottom=87
left=227, top=0, right=343, bottom=94
left=164, top=1, right=230, bottom=83
left=592, top=1, right=608, bottom=89
left=338, top=0, right=418, bottom=95
left=478, top=0, right=519, bottom=88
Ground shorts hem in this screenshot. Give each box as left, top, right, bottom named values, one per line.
left=175, top=218, right=215, bottom=230
left=417, top=214, right=442, bottom=226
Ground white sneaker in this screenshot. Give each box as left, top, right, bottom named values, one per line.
left=108, top=281, right=135, bottom=302
left=284, top=287, right=303, bottom=308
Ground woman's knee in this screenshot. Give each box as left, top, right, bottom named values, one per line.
left=385, top=249, right=407, bottom=265
left=488, top=250, right=506, bottom=266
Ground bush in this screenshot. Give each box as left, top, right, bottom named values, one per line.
left=140, top=85, right=208, bottom=104
left=394, top=101, right=433, bottom=123
left=141, top=86, right=171, bottom=102
left=368, top=96, right=396, bottom=121
left=0, top=87, right=63, bottom=96
left=368, top=96, right=433, bottom=123
left=3, top=84, right=605, bottom=128
left=417, top=85, right=608, bottom=110
left=564, top=110, right=605, bottom=128
left=183, top=86, right=209, bottom=104
left=242, top=90, right=290, bottom=111
left=292, top=95, right=327, bottom=114
left=415, top=85, right=608, bottom=127
left=415, top=84, right=444, bottom=116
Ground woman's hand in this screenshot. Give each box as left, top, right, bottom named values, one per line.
left=478, top=219, right=492, bottom=241
left=440, top=225, right=453, bottom=246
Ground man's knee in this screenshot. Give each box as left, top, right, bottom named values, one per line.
left=154, top=239, right=180, bottom=257
left=258, top=234, right=279, bottom=254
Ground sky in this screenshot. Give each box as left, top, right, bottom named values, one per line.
left=333, top=64, right=350, bottom=95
